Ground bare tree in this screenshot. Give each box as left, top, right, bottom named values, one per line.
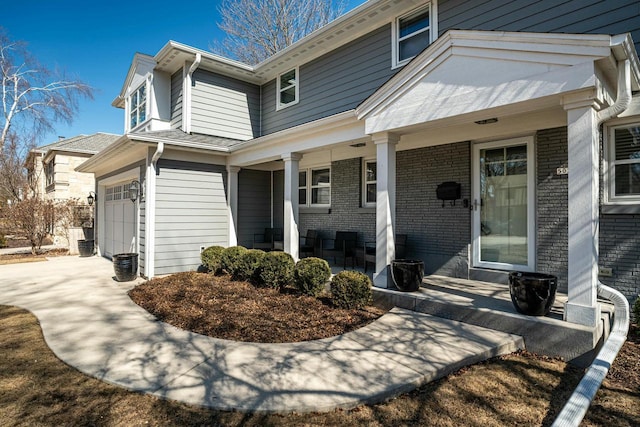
left=0, top=29, right=93, bottom=152
left=0, top=133, right=29, bottom=204
left=213, top=0, right=346, bottom=65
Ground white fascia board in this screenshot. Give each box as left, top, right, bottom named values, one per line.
left=358, top=30, right=616, bottom=120
left=229, top=110, right=363, bottom=166
left=112, top=53, right=156, bottom=108
left=75, top=136, right=131, bottom=173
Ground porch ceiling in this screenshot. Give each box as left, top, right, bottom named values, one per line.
left=358, top=30, right=640, bottom=136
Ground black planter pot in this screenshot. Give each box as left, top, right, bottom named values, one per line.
left=391, top=259, right=424, bottom=292
left=509, top=271, right=557, bottom=316
left=113, top=253, right=139, bottom=282
left=77, top=239, right=94, bottom=257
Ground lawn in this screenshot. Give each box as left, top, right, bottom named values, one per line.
left=1, top=270, right=638, bottom=426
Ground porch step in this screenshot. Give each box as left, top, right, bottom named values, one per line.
left=372, top=275, right=613, bottom=367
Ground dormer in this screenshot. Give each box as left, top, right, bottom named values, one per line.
left=112, top=53, right=171, bottom=133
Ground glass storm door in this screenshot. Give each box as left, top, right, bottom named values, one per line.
left=473, top=137, right=535, bottom=271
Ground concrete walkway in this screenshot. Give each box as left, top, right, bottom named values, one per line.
left=0, top=256, right=524, bottom=413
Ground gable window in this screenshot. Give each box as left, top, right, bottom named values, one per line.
left=129, top=84, right=147, bottom=129
left=393, top=3, right=436, bottom=68
left=298, top=167, right=330, bottom=206
left=606, top=123, right=640, bottom=204
left=363, top=160, right=376, bottom=207
left=277, top=67, right=299, bottom=110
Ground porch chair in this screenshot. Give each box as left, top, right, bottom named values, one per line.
left=253, top=228, right=283, bottom=251
left=299, top=229, right=321, bottom=258
left=363, top=234, right=408, bottom=273
left=321, top=231, right=358, bottom=269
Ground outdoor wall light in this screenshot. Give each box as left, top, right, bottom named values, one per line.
left=129, top=180, right=143, bottom=203
left=87, top=191, right=97, bottom=206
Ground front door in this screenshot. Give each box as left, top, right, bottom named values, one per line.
left=472, top=137, right=535, bottom=271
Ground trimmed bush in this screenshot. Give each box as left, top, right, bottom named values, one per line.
left=221, top=246, right=248, bottom=278
left=0, top=234, right=6, bottom=248
left=260, top=251, right=295, bottom=289
left=237, top=249, right=266, bottom=282
left=633, top=296, right=640, bottom=324
left=200, top=245, right=225, bottom=274
left=331, top=271, right=372, bottom=309
left=294, top=257, right=331, bottom=296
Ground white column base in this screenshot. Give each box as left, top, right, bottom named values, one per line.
left=373, top=267, right=391, bottom=288
left=564, top=301, right=601, bottom=327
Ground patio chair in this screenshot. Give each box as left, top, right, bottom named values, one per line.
left=322, top=231, right=357, bottom=269
left=363, top=234, right=408, bottom=273
left=299, top=229, right=321, bottom=258
left=253, top=228, right=283, bottom=251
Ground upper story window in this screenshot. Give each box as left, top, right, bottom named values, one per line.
left=277, top=67, right=299, bottom=110
left=299, top=167, right=330, bottom=206
left=606, top=122, right=640, bottom=204
left=393, top=4, right=436, bottom=68
left=129, top=84, right=147, bottom=130
left=45, top=161, right=54, bottom=187
left=363, top=160, right=376, bottom=207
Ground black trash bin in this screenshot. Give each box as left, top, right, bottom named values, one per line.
left=77, top=239, right=94, bottom=257
left=391, top=259, right=424, bottom=292
left=509, top=271, right=557, bottom=316
left=113, top=253, right=139, bottom=282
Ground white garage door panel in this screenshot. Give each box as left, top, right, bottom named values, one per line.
left=104, top=184, right=136, bottom=258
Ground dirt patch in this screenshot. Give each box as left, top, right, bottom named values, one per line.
left=129, top=271, right=386, bottom=343
left=0, top=248, right=69, bottom=265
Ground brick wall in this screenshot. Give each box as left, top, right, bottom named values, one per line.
left=396, top=142, right=471, bottom=278
left=536, top=127, right=569, bottom=292
left=299, top=158, right=376, bottom=245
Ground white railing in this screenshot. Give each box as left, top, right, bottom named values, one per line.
left=552, top=282, right=630, bottom=427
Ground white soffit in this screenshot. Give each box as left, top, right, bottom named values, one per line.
left=358, top=30, right=629, bottom=135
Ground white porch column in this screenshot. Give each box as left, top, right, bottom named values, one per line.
left=373, top=132, right=399, bottom=288
left=282, top=153, right=302, bottom=261
left=227, top=166, right=240, bottom=247
left=564, top=100, right=601, bottom=327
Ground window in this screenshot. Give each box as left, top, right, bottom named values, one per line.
left=363, top=160, right=376, bottom=207
left=298, top=167, right=331, bottom=206
left=129, top=84, right=147, bottom=129
left=393, top=4, right=435, bottom=68
left=45, top=161, right=55, bottom=186
left=277, top=67, right=298, bottom=110
left=607, top=123, right=640, bottom=203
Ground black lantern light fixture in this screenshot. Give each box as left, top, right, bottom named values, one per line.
left=87, top=191, right=97, bottom=206
left=129, top=180, right=142, bottom=203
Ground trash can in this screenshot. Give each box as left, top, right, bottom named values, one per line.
left=509, top=271, right=557, bottom=316
left=391, top=259, right=424, bottom=292
left=77, top=239, right=94, bottom=257
left=113, top=253, right=138, bottom=282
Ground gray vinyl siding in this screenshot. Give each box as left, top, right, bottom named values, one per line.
left=439, top=0, right=640, bottom=54
left=237, top=169, right=271, bottom=248
left=273, top=170, right=284, bottom=230
left=261, top=24, right=396, bottom=136
left=191, top=69, right=260, bottom=139
left=170, top=69, right=183, bottom=129
left=154, top=160, right=228, bottom=275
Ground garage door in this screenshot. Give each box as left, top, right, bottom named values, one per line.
left=104, top=183, right=135, bottom=258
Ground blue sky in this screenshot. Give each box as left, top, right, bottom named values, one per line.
left=2, top=0, right=366, bottom=147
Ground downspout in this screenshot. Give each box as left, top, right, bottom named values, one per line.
left=145, top=142, right=164, bottom=278
left=184, top=53, right=202, bottom=134
left=553, top=58, right=632, bottom=427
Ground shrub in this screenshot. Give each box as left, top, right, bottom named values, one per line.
left=294, top=257, right=331, bottom=296
left=0, top=234, right=6, bottom=248
left=221, top=246, right=248, bottom=278
left=260, top=251, right=295, bottom=289
left=330, top=271, right=372, bottom=309
left=633, top=296, right=640, bottom=325
left=237, top=249, right=266, bottom=282
left=200, top=246, right=225, bottom=274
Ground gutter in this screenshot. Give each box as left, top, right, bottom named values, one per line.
left=145, top=142, right=164, bottom=278
left=183, top=53, right=202, bottom=134
left=552, top=283, right=629, bottom=427
left=597, top=59, right=631, bottom=125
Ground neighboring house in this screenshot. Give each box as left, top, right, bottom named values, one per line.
left=77, top=0, right=640, bottom=337
left=26, top=133, right=120, bottom=245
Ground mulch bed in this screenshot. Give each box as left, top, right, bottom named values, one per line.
left=0, top=248, right=69, bottom=265
left=128, top=271, right=387, bottom=343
